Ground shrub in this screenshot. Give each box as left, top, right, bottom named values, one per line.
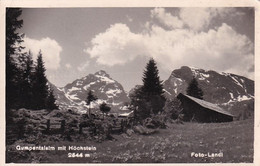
left=163, top=97, right=183, bottom=120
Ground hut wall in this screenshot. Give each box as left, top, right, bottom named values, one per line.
left=179, top=97, right=204, bottom=122
left=204, top=109, right=233, bottom=122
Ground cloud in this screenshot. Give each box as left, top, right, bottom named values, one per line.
left=23, top=37, right=62, bottom=70
left=84, top=24, right=145, bottom=66
left=65, top=63, right=72, bottom=69
left=77, top=61, right=90, bottom=72
left=151, top=8, right=183, bottom=29
left=179, top=8, right=216, bottom=31
left=126, top=15, right=133, bottom=22
left=146, top=23, right=253, bottom=78
left=179, top=8, right=245, bottom=31
left=170, top=24, right=252, bottom=75
left=85, top=8, right=253, bottom=79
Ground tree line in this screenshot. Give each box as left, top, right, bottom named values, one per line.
left=6, top=8, right=58, bottom=114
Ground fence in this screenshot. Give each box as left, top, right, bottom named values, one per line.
left=45, top=119, right=66, bottom=134
left=44, top=117, right=132, bottom=135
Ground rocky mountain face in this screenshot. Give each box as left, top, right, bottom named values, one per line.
left=163, top=66, right=254, bottom=103
left=52, top=70, right=129, bottom=112
left=51, top=67, right=254, bottom=117
left=163, top=66, right=254, bottom=117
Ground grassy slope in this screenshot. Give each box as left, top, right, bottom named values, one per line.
left=6, top=110, right=253, bottom=163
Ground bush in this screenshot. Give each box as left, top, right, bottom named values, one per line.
left=79, top=118, right=113, bottom=141
left=133, top=125, right=158, bottom=135
left=163, top=98, right=183, bottom=120
left=144, top=113, right=167, bottom=129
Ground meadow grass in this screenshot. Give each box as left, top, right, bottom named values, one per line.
left=7, top=117, right=253, bottom=163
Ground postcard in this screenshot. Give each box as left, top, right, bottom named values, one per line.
left=1, top=0, right=259, bottom=165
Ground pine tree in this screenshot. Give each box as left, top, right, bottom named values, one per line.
left=18, top=51, right=34, bottom=108
left=142, top=58, right=165, bottom=114
left=130, top=58, right=165, bottom=120
left=6, top=8, right=24, bottom=110
left=186, top=77, right=204, bottom=100
left=142, top=58, right=164, bottom=97
left=32, top=51, right=49, bottom=109
left=46, top=87, right=59, bottom=110
left=86, top=90, right=97, bottom=118
left=129, top=86, right=148, bottom=121
left=99, top=102, right=111, bottom=120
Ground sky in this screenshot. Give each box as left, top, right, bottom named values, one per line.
left=19, top=7, right=254, bottom=91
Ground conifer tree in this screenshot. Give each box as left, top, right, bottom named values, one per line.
left=131, top=58, right=165, bottom=120
left=18, top=51, right=34, bottom=108
left=46, top=87, right=59, bottom=110
left=186, top=77, right=204, bottom=100
left=142, top=58, right=165, bottom=115
left=100, top=102, right=111, bottom=120
left=129, top=86, right=148, bottom=121
left=86, top=90, right=97, bottom=118
left=32, top=50, right=49, bottom=109
left=142, top=58, right=164, bottom=97
left=6, top=8, right=24, bottom=110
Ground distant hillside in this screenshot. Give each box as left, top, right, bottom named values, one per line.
left=163, top=66, right=254, bottom=117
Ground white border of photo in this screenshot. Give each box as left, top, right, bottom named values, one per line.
left=0, top=0, right=259, bottom=166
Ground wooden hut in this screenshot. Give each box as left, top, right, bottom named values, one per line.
left=177, top=93, right=234, bottom=123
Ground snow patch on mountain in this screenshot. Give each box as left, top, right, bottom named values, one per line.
left=201, top=73, right=210, bottom=78
left=83, top=82, right=96, bottom=90
left=95, top=75, right=115, bottom=84
left=69, top=94, right=80, bottom=100
left=76, top=80, right=83, bottom=86
left=229, top=92, right=234, bottom=99
left=64, top=93, right=74, bottom=103
left=106, top=89, right=122, bottom=96
left=230, top=75, right=244, bottom=88
left=163, top=89, right=172, bottom=96
left=53, top=70, right=129, bottom=112
left=68, top=87, right=81, bottom=92
left=220, top=72, right=230, bottom=77
left=237, top=95, right=252, bottom=102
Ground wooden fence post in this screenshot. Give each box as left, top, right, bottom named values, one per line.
left=79, top=123, right=83, bottom=134
left=17, top=118, right=26, bottom=139
left=60, top=120, right=65, bottom=133
left=46, top=119, right=50, bottom=132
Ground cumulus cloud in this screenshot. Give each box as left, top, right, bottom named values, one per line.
left=179, top=8, right=245, bottom=31
left=151, top=8, right=183, bottom=29
left=85, top=8, right=254, bottom=79
left=65, top=63, right=72, bottom=69
left=150, top=8, right=241, bottom=31
left=23, top=37, right=62, bottom=70
left=139, top=23, right=252, bottom=78
left=84, top=24, right=145, bottom=66
left=179, top=8, right=216, bottom=31
left=77, top=61, right=90, bottom=72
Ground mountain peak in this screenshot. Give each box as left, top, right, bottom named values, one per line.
left=164, top=66, right=254, bottom=105
left=55, top=69, right=129, bottom=111
left=94, top=70, right=110, bottom=77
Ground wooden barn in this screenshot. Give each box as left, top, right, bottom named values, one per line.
left=177, top=93, right=234, bottom=123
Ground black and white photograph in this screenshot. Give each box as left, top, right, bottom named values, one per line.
left=3, top=2, right=258, bottom=164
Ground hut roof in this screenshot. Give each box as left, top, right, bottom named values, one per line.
left=178, top=93, right=234, bottom=117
